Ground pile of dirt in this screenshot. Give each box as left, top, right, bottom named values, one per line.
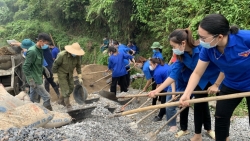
left=50, top=64, right=111, bottom=102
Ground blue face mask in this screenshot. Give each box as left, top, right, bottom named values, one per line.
left=199, top=38, right=218, bottom=49
left=153, top=49, right=158, bottom=53
left=172, top=48, right=184, bottom=55
left=71, top=54, right=76, bottom=57
left=41, top=44, right=49, bottom=49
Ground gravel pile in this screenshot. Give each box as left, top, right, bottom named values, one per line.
left=1, top=88, right=250, bottom=140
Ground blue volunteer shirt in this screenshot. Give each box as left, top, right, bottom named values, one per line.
left=108, top=53, right=133, bottom=77
left=152, top=51, right=163, bottom=60
left=200, top=30, right=250, bottom=91
left=153, top=64, right=171, bottom=92
left=142, top=60, right=154, bottom=80
left=169, top=45, right=220, bottom=90
left=118, top=44, right=130, bottom=54
left=43, top=48, right=54, bottom=68
left=131, top=45, right=139, bottom=54
left=51, top=47, right=60, bottom=59
left=123, top=59, right=130, bottom=69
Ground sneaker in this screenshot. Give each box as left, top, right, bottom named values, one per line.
left=153, top=116, right=162, bottom=122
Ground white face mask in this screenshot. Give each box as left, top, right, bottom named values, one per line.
left=149, top=65, right=155, bottom=71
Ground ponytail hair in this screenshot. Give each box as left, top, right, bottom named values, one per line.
left=150, top=58, right=164, bottom=66
left=199, top=14, right=239, bottom=35
left=169, top=28, right=197, bottom=62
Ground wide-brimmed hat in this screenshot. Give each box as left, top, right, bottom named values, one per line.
left=21, top=39, right=35, bottom=49
left=65, top=42, right=85, bottom=56
left=151, top=42, right=163, bottom=49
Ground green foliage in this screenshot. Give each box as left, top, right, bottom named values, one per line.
left=233, top=98, right=248, bottom=117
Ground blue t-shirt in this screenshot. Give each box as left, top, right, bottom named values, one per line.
left=118, top=44, right=130, bottom=54
left=169, top=45, right=220, bottom=90
left=153, top=64, right=171, bottom=92
left=108, top=53, right=133, bottom=77
left=142, top=60, right=154, bottom=80
left=51, top=47, right=60, bottom=59
left=123, top=59, right=130, bottom=69
left=199, top=30, right=250, bottom=91
left=130, top=45, right=139, bottom=54
left=43, top=48, right=54, bottom=68
left=152, top=51, right=163, bottom=60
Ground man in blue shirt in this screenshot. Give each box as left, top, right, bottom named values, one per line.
left=127, top=40, right=139, bottom=54
left=49, top=44, right=60, bottom=60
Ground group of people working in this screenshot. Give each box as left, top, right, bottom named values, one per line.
left=106, top=13, right=250, bottom=141
left=11, top=33, right=85, bottom=111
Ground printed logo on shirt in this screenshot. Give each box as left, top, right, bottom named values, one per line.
left=238, top=49, right=250, bottom=57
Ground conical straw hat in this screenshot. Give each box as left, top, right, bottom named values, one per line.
left=65, top=42, right=85, bottom=55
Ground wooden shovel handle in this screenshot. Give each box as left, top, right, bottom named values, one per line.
left=117, top=90, right=215, bottom=98
left=116, top=91, right=250, bottom=116
left=84, top=71, right=107, bottom=75
left=90, top=73, right=111, bottom=85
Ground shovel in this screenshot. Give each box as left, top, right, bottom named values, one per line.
left=111, top=91, right=250, bottom=117
left=119, top=81, right=155, bottom=112
left=129, top=95, right=180, bottom=129
left=91, top=82, right=111, bottom=94
left=145, top=107, right=187, bottom=141
left=89, top=73, right=111, bottom=87
left=67, top=105, right=96, bottom=122
left=116, top=90, right=217, bottom=98
left=99, top=90, right=133, bottom=105
left=83, top=71, right=107, bottom=75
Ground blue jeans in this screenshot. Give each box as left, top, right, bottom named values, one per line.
left=30, top=85, right=50, bottom=106
left=165, top=94, right=177, bottom=126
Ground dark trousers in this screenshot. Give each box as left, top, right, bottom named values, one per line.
left=110, top=75, right=127, bottom=95
left=151, top=78, right=158, bottom=105
left=125, top=68, right=130, bottom=88
left=193, top=83, right=212, bottom=134
left=43, top=67, right=58, bottom=92
left=215, top=84, right=250, bottom=141
left=180, top=105, right=190, bottom=131
left=157, top=95, right=166, bottom=118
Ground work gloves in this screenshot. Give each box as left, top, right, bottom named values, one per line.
left=53, top=73, right=59, bottom=84
left=43, top=66, right=51, bottom=78
left=78, top=74, right=83, bottom=84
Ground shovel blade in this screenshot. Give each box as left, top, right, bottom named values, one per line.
left=85, top=97, right=100, bottom=104
left=99, top=90, right=117, bottom=101
left=67, top=106, right=96, bottom=122
left=145, top=132, right=157, bottom=141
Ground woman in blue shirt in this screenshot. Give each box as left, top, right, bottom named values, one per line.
left=180, top=14, right=250, bottom=141
left=151, top=42, right=163, bottom=60
left=135, top=56, right=158, bottom=106
left=148, top=28, right=223, bottom=140
left=149, top=58, right=176, bottom=125
left=107, top=46, right=134, bottom=95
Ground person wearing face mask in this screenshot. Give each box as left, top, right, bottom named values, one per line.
left=149, top=58, right=172, bottom=122
left=22, top=33, right=53, bottom=111
left=41, top=41, right=61, bottom=98
left=135, top=56, right=154, bottom=92
left=52, top=42, right=85, bottom=110
left=180, top=14, right=250, bottom=141
left=151, top=42, right=163, bottom=60
left=148, top=28, right=225, bottom=140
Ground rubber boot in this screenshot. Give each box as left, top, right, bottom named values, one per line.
left=43, top=100, right=53, bottom=111
left=57, top=95, right=66, bottom=106
left=64, top=97, right=72, bottom=111
left=53, top=86, right=60, bottom=98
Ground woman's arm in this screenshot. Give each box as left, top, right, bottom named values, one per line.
left=180, top=60, right=209, bottom=105
left=143, top=79, right=152, bottom=92
left=207, top=72, right=225, bottom=94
